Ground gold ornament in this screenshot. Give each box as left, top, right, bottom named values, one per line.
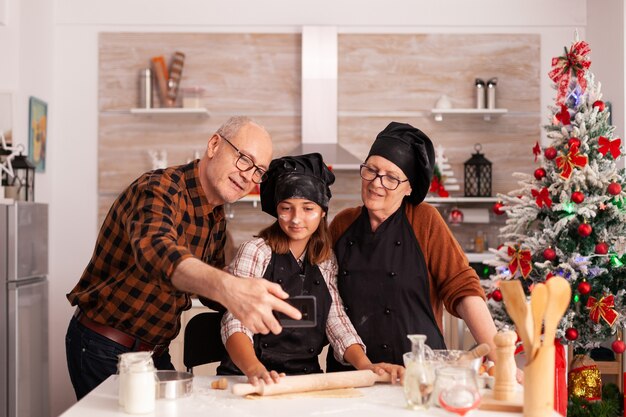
left=567, top=354, right=602, bottom=400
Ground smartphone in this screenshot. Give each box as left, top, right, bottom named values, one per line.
left=275, top=295, right=317, bottom=328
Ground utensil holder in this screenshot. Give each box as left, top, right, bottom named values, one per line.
left=523, top=344, right=554, bottom=417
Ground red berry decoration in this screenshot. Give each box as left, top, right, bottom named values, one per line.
left=492, top=202, right=505, bottom=215
left=544, top=147, right=557, bottom=160
left=568, top=137, right=581, bottom=148
left=543, top=248, right=557, bottom=261
left=577, top=281, right=591, bottom=295
left=571, top=191, right=585, bottom=204
left=612, top=340, right=626, bottom=354
left=593, top=100, right=605, bottom=112
left=595, top=242, right=609, bottom=255
left=491, top=289, right=503, bottom=302
left=565, top=328, right=579, bottom=341
left=608, top=182, right=622, bottom=196
left=578, top=223, right=592, bottom=237
left=534, top=168, right=547, bottom=180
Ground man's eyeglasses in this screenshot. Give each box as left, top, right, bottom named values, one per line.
left=219, top=134, right=268, bottom=184
left=359, top=164, right=409, bottom=191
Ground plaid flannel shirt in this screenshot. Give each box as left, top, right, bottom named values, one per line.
left=221, top=237, right=365, bottom=364
left=67, top=160, right=226, bottom=345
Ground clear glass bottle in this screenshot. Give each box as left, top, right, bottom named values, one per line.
left=474, top=230, right=485, bottom=253
left=123, top=352, right=156, bottom=414
left=404, top=334, right=435, bottom=410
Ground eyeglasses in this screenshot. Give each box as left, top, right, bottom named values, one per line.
left=219, top=134, right=268, bottom=184
left=359, top=164, right=409, bottom=191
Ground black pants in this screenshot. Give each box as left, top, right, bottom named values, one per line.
left=65, top=316, right=175, bottom=400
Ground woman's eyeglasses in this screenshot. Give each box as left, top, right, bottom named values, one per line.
left=359, top=164, right=409, bottom=190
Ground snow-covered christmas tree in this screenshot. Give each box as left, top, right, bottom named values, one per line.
left=429, top=145, right=460, bottom=197
left=484, top=38, right=626, bottom=355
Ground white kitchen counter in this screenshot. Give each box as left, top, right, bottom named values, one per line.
left=58, top=375, right=560, bottom=417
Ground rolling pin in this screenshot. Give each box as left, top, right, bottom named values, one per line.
left=232, top=370, right=390, bottom=396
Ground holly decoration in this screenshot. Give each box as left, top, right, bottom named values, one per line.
left=565, top=328, right=579, bottom=341
left=607, top=182, right=622, bottom=196
left=571, top=191, right=585, bottom=204
left=544, top=147, right=557, bottom=160
left=491, top=289, right=503, bottom=302
left=612, top=339, right=625, bottom=354
left=593, top=100, right=605, bottom=112
left=578, top=223, right=592, bottom=237
left=534, top=168, right=546, bottom=180
left=577, top=281, right=591, bottom=295
left=492, top=202, right=505, bottom=215
left=594, top=242, right=608, bottom=255
left=543, top=247, right=557, bottom=261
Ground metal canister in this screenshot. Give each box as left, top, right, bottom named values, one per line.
left=475, top=79, right=485, bottom=109
left=487, top=78, right=498, bottom=109
left=139, top=68, right=153, bottom=108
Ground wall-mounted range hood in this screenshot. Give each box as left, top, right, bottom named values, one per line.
left=290, top=26, right=362, bottom=170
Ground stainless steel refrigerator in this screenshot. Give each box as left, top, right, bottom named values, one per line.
left=0, top=202, right=49, bottom=417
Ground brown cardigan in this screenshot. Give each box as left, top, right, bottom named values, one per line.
left=329, top=202, right=486, bottom=334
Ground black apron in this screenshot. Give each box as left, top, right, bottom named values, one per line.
left=327, top=203, right=445, bottom=372
left=218, top=251, right=332, bottom=375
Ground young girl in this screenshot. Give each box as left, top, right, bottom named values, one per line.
left=218, top=153, right=404, bottom=386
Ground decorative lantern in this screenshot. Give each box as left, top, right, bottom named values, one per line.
left=3, top=150, right=35, bottom=201
left=464, top=143, right=492, bottom=197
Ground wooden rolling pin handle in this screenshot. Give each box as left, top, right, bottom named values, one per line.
left=460, top=343, right=491, bottom=361
left=232, top=383, right=262, bottom=396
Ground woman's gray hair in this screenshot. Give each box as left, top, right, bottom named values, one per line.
left=216, top=116, right=266, bottom=140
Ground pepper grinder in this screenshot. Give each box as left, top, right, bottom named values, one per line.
left=493, top=330, right=517, bottom=401
left=487, top=78, right=498, bottom=109
left=475, top=78, right=486, bottom=109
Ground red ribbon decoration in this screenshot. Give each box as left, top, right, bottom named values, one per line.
left=549, top=41, right=591, bottom=104
left=556, top=145, right=588, bottom=179
left=532, top=141, right=541, bottom=162
left=555, top=104, right=571, bottom=125
left=531, top=187, right=552, bottom=208
left=429, top=176, right=449, bottom=197
left=508, top=246, right=533, bottom=278
left=598, top=136, right=622, bottom=159
left=586, top=294, right=619, bottom=326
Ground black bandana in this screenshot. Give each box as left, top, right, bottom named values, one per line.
left=261, top=153, right=335, bottom=218
left=367, top=121, right=435, bottom=204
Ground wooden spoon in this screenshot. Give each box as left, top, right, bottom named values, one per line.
left=543, top=277, right=572, bottom=346
left=499, top=280, right=534, bottom=362
left=529, top=283, right=548, bottom=361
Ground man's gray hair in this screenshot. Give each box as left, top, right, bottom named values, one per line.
left=216, top=116, right=266, bottom=140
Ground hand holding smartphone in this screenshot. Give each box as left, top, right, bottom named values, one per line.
left=274, top=295, right=317, bottom=328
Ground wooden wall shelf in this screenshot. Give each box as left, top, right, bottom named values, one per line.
left=431, top=108, right=508, bottom=122
left=129, top=107, right=210, bottom=117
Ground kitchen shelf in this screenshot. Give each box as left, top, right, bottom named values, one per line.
left=466, top=252, right=495, bottom=263
left=130, top=107, right=210, bottom=117
left=431, top=108, right=508, bottom=122
left=425, top=197, right=499, bottom=204
left=238, top=194, right=260, bottom=207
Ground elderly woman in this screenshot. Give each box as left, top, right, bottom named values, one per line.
left=326, top=122, right=498, bottom=372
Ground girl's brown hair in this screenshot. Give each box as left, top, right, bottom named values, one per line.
left=257, top=214, right=333, bottom=265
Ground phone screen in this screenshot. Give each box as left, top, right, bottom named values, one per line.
left=274, top=295, right=317, bottom=328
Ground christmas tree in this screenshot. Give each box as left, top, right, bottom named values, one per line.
left=484, top=37, right=626, bottom=355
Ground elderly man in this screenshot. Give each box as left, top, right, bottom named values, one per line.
left=65, top=116, right=300, bottom=399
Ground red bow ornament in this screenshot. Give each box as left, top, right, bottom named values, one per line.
left=555, top=104, right=571, bottom=125
left=508, top=246, right=533, bottom=278
left=586, top=294, right=619, bottom=326
left=429, top=176, right=449, bottom=197
left=532, top=141, right=541, bottom=162
left=531, top=187, right=552, bottom=208
left=556, top=145, right=588, bottom=179
left=598, top=136, right=622, bottom=159
left=549, top=41, right=591, bottom=105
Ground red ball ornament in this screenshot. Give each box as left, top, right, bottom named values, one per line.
left=534, top=168, right=547, bottom=180
left=595, top=242, right=609, bottom=255
left=593, top=100, right=605, bottom=112
left=612, top=340, right=626, bottom=354
left=565, top=328, right=579, bottom=341
left=571, top=191, right=585, bottom=204
left=492, top=202, right=505, bottom=215
left=568, top=137, right=581, bottom=148
left=544, top=147, right=557, bottom=160
left=608, top=182, right=622, bottom=196
left=543, top=248, right=557, bottom=261
left=578, top=223, right=592, bottom=237
left=491, top=289, right=503, bottom=302
left=577, top=281, right=591, bottom=295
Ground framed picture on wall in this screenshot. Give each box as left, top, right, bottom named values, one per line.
left=28, top=96, right=47, bottom=172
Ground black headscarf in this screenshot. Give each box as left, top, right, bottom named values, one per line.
left=260, top=153, right=335, bottom=218
left=366, top=121, right=435, bottom=205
